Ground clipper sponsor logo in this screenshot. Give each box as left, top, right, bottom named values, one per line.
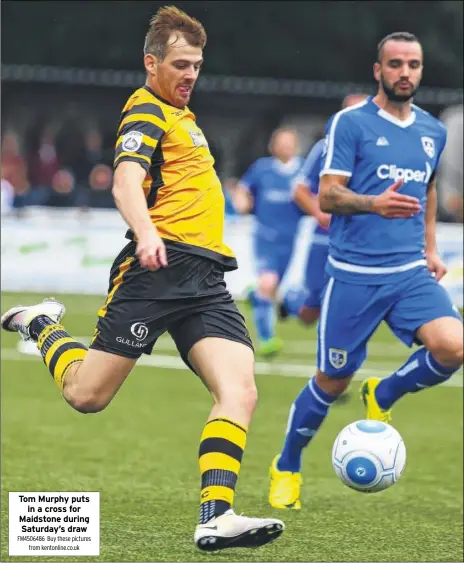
left=377, top=162, right=432, bottom=184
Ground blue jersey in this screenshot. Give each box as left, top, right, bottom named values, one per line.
left=240, top=156, right=303, bottom=243
left=320, top=96, right=447, bottom=284
left=296, top=138, right=328, bottom=239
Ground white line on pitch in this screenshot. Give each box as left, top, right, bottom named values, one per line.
left=12, top=334, right=407, bottom=358
left=2, top=348, right=462, bottom=388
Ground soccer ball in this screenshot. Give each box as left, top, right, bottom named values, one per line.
left=331, top=420, right=406, bottom=493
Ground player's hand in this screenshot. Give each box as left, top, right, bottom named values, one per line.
left=426, top=250, right=448, bottom=282
left=316, top=212, right=331, bottom=230
left=372, top=180, right=422, bottom=218
left=136, top=228, right=168, bottom=271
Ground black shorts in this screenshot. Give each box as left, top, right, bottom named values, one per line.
left=90, top=241, right=253, bottom=371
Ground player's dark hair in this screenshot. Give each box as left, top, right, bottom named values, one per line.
left=377, top=32, right=420, bottom=62
left=144, top=6, right=207, bottom=61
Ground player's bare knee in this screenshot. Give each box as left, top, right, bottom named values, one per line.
left=241, top=381, right=258, bottom=414
left=315, top=370, right=352, bottom=396
left=63, top=387, right=110, bottom=414
left=430, top=339, right=464, bottom=368
left=219, top=378, right=258, bottom=415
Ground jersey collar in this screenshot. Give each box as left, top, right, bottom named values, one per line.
left=143, top=85, right=187, bottom=111
left=368, top=97, right=416, bottom=128
left=272, top=157, right=301, bottom=175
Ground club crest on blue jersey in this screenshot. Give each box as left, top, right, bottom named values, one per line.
left=421, top=136, right=435, bottom=159
left=329, top=348, right=347, bottom=369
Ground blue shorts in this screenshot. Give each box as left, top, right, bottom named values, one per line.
left=254, top=238, right=293, bottom=280
left=303, top=242, right=329, bottom=309
left=317, top=267, right=462, bottom=377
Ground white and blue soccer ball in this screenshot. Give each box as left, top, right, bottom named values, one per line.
left=331, top=420, right=406, bottom=493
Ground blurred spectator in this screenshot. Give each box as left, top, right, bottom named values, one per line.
left=43, top=169, right=78, bottom=207
left=83, top=163, right=115, bottom=208
left=439, top=105, right=463, bottom=222
left=28, top=124, right=61, bottom=204
left=74, top=128, right=114, bottom=207
left=1, top=130, right=30, bottom=207
left=1, top=178, right=15, bottom=215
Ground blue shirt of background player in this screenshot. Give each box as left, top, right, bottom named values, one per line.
left=297, top=138, right=328, bottom=239
left=320, top=96, right=447, bottom=284
left=240, top=156, right=304, bottom=244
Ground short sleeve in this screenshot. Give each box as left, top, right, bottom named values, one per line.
left=114, top=101, right=169, bottom=172
left=320, top=112, right=358, bottom=178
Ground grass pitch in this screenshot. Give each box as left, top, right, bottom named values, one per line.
left=1, top=292, right=462, bottom=562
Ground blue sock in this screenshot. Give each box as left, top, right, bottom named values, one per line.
left=250, top=289, right=275, bottom=342
left=283, top=287, right=308, bottom=317
left=375, top=347, right=459, bottom=410
left=278, top=376, right=338, bottom=472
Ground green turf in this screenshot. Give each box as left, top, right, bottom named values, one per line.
left=1, top=292, right=463, bottom=562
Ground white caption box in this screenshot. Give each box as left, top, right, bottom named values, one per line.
left=9, top=492, right=100, bottom=556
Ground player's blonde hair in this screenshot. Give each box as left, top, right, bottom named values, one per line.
left=144, top=6, right=207, bottom=61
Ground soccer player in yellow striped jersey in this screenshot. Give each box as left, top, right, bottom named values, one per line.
left=114, top=83, right=236, bottom=268
left=2, top=5, right=284, bottom=553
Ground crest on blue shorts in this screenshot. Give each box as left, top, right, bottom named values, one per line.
left=329, top=348, right=347, bottom=369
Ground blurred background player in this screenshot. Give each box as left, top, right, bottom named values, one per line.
left=233, top=128, right=303, bottom=357
left=280, top=94, right=369, bottom=327
left=268, top=31, right=463, bottom=510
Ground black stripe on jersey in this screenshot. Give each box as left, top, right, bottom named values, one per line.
left=114, top=139, right=155, bottom=164
left=147, top=144, right=165, bottom=207
left=127, top=102, right=166, bottom=121
left=113, top=154, right=151, bottom=172
left=118, top=119, right=165, bottom=143
left=118, top=102, right=166, bottom=135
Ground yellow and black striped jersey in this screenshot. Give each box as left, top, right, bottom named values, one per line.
left=114, top=85, right=237, bottom=270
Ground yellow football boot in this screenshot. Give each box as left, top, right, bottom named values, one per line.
left=268, top=455, right=302, bottom=510
left=360, top=377, right=392, bottom=423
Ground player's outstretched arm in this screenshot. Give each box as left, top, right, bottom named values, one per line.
left=112, top=161, right=167, bottom=270
left=319, top=174, right=422, bottom=218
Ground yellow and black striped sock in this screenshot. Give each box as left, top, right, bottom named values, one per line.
left=198, top=417, right=247, bottom=524
left=30, top=316, right=87, bottom=390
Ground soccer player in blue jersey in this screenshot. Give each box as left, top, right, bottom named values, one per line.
left=280, top=95, right=368, bottom=327
left=234, top=128, right=303, bottom=357
left=269, top=32, right=463, bottom=509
